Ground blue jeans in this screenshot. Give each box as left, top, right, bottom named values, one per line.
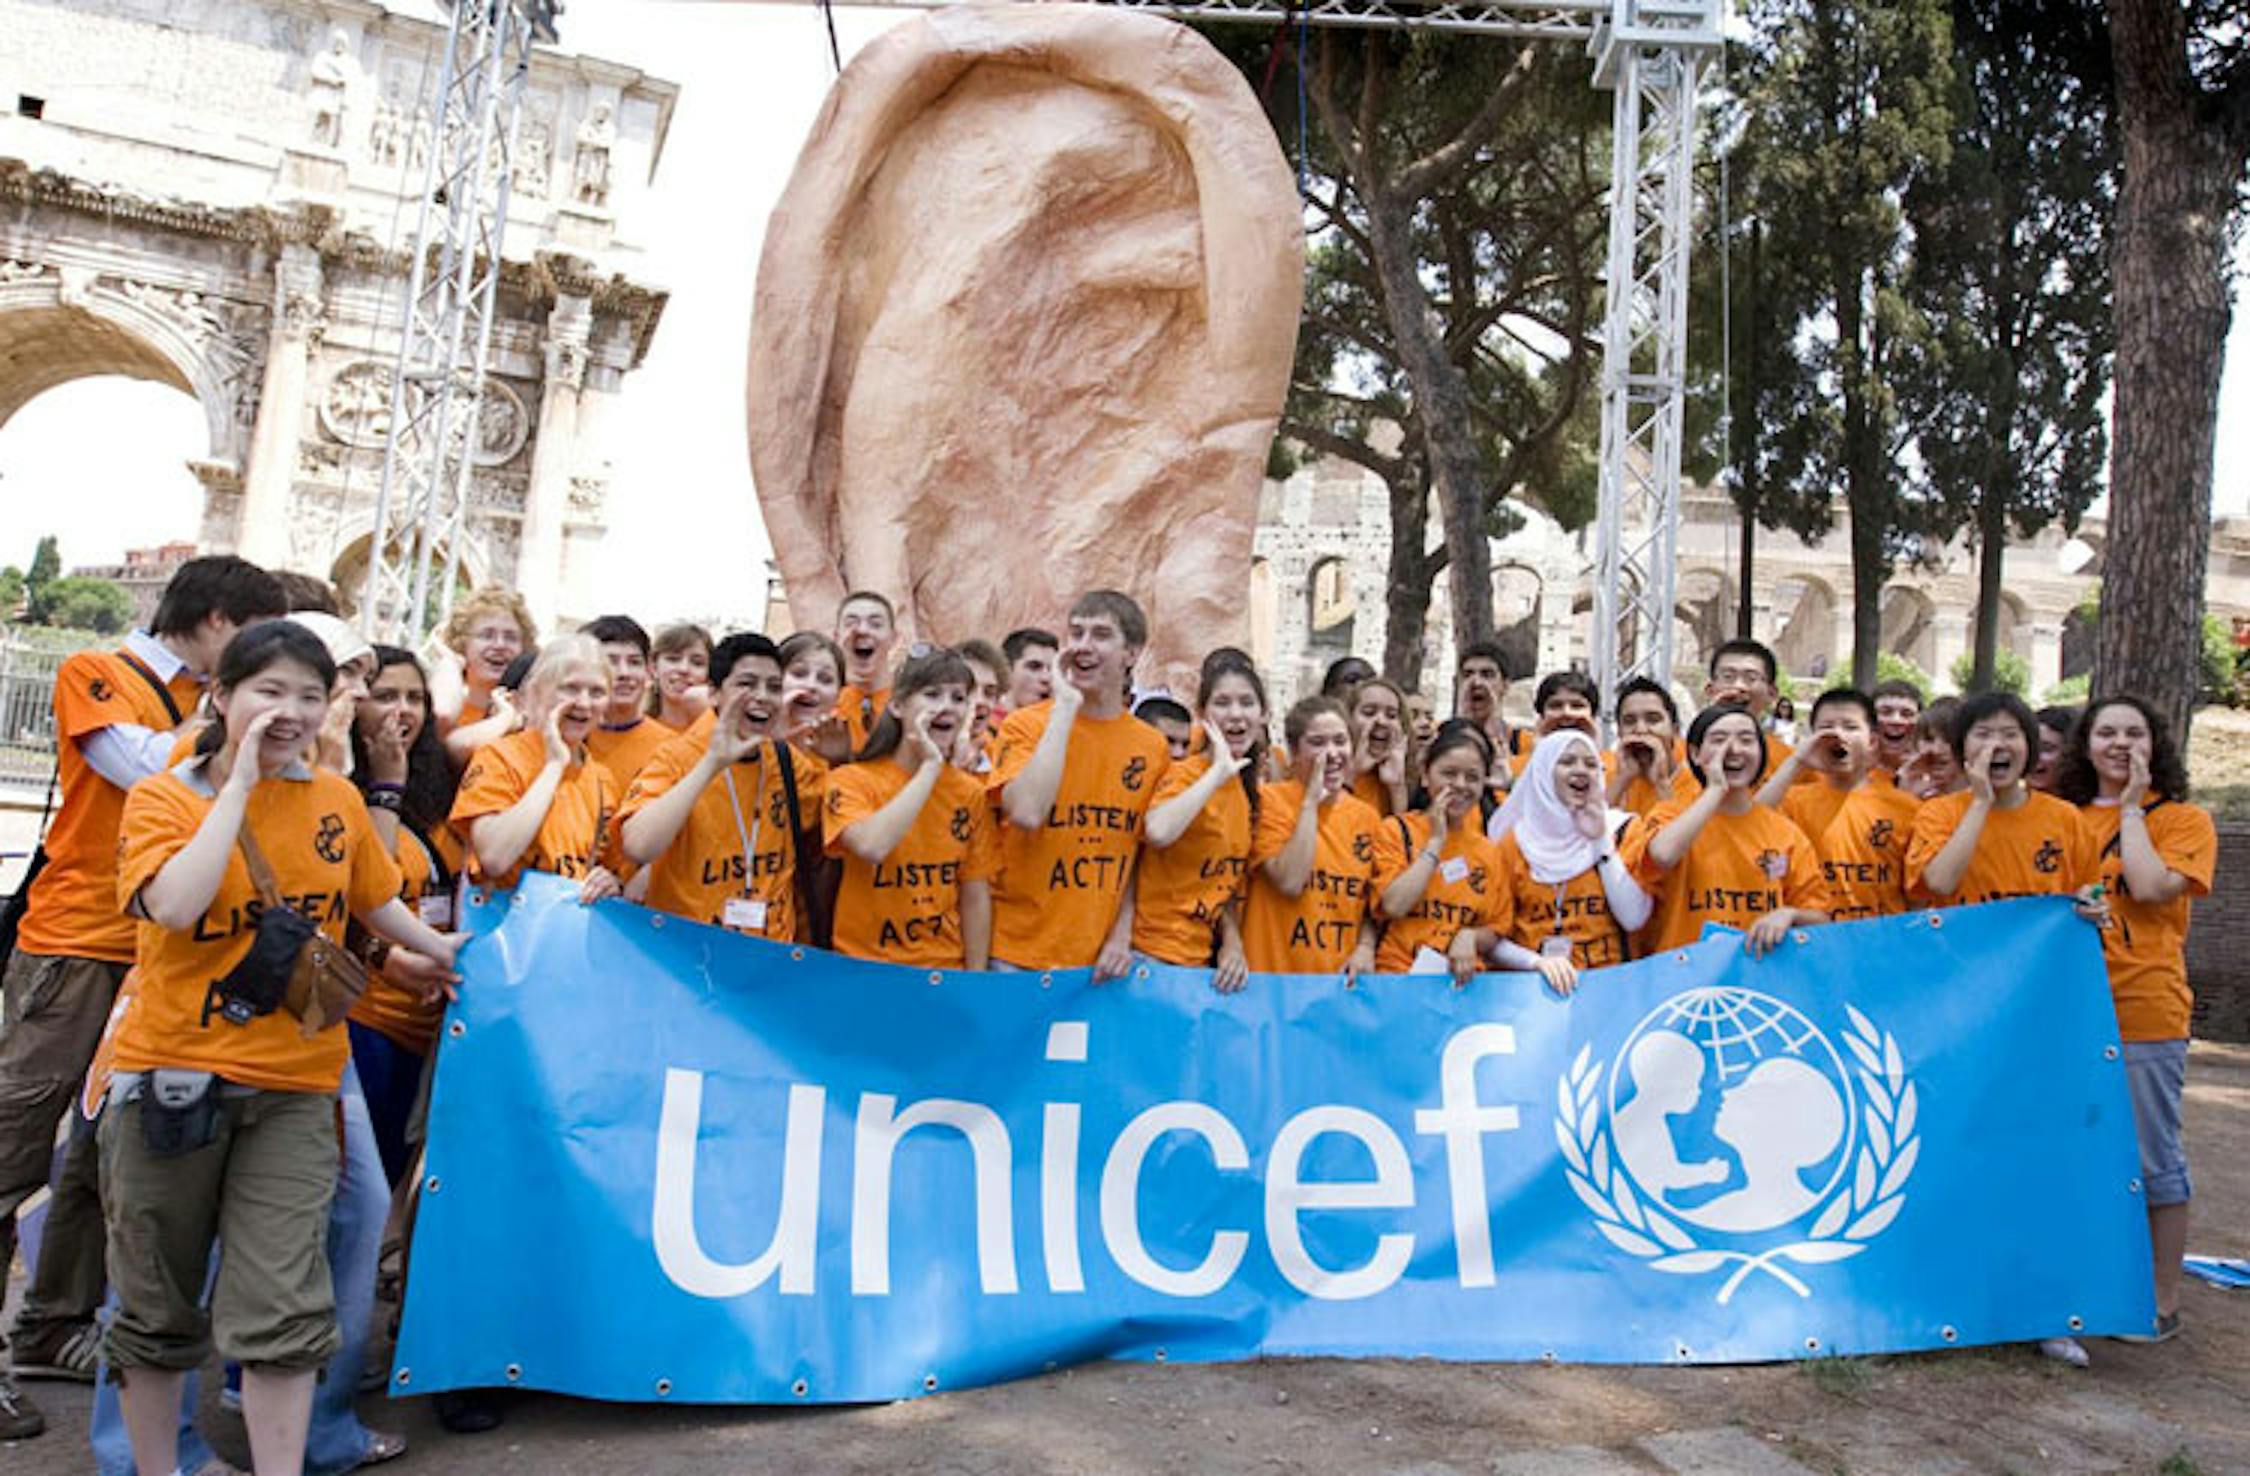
left=91, top=1062, right=390, bottom=1476
left=348, top=1021, right=425, bottom=1187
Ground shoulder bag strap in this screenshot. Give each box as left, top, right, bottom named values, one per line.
left=234, top=822, right=287, bottom=910
left=115, top=650, right=186, bottom=726
left=2099, top=797, right=2170, bottom=862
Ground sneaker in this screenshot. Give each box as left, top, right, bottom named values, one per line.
left=2114, top=1311, right=2183, bottom=1345
left=2039, top=1336, right=2091, bottom=1368
left=11, top=1321, right=102, bottom=1382
left=434, top=1388, right=505, bottom=1434
left=0, top=1371, right=46, bottom=1440
left=190, top=1461, right=250, bottom=1476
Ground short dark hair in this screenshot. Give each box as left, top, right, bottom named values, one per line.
left=198, top=619, right=336, bottom=756
left=1535, top=670, right=1599, bottom=714
left=1948, top=691, right=2038, bottom=761
left=1809, top=687, right=1876, bottom=730
left=838, top=590, right=896, bottom=623
left=2053, top=694, right=2191, bottom=805
left=151, top=556, right=289, bottom=637
left=957, top=638, right=1006, bottom=679
left=1320, top=656, right=1376, bottom=699
left=1871, top=678, right=1924, bottom=712
left=274, top=570, right=342, bottom=616
left=580, top=615, right=651, bottom=657
left=1069, top=590, right=1147, bottom=650
left=1003, top=627, right=1059, bottom=665
left=1134, top=695, right=1191, bottom=726
left=2036, top=704, right=2083, bottom=737
left=1615, top=675, right=1679, bottom=728
left=710, top=632, right=783, bottom=688
left=1708, top=638, right=1778, bottom=685
left=1457, top=640, right=1511, bottom=679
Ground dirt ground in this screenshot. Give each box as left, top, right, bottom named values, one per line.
left=9, top=1051, right=2250, bottom=1475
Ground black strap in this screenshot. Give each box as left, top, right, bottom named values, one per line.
left=402, top=817, right=457, bottom=894
left=115, top=650, right=186, bottom=726
left=2099, top=798, right=2170, bottom=862
left=773, top=742, right=832, bottom=948
left=1393, top=814, right=1414, bottom=856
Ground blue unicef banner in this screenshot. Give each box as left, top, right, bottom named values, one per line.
left=393, top=875, right=2155, bottom=1404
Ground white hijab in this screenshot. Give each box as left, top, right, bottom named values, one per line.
left=1487, top=728, right=1609, bottom=884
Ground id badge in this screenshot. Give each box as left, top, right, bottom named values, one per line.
left=1540, top=933, right=1574, bottom=960
left=1439, top=857, right=1469, bottom=884
left=417, top=895, right=454, bottom=929
left=724, top=897, right=769, bottom=933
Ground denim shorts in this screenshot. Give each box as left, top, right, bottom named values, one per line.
left=2124, top=1038, right=2190, bottom=1208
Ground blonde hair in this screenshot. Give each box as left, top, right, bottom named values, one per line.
left=519, top=634, right=608, bottom=719
left=443, top=587, right=538, bottom=657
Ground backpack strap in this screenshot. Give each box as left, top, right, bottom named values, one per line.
left=115, top=650, right=186, bottom=726
left=2099, top=798, right=2170, bottom=862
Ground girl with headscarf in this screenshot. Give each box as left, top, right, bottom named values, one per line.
left=1485, top=729, right=1653, bottom=994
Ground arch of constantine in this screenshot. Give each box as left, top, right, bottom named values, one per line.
left=0, top=0, right=672, bottom=625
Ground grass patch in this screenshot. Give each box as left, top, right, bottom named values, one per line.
left=2158, top=1448, right=2204, bottom=1476
left=1799, top=1355, right=1875, bottom=1396
left=2195, top=783, right=2250, bottom=822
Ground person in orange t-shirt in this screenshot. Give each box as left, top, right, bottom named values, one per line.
left=1243, top=698, right=1384, bottom=978
left=620, top=634, right=830, bottom=945
left=2056, top=695, right=2215, bottom=1339
left=449, top=634, right=622, bottom=898
left=1373, top=724, right=1509, bottom=980
left=1605, top=676, right=1698, bottom=817
left=834, top=590, right=899, bottom=753
left=1870, top=678, right=1924, bottom=785
left=1128, top=658, right=1265, bottom=986
left=1704, top=638, right=1817, bottom=786
left=1905, top=692, right=2100, bottom=910
left=822, top=649, right=997, bottom=967
left=956, top=639, right=1010, bottom=776
left=1818, top=782, right=1923, bottom=922
left=580, top=615, right=674, bottom=790
left=105, top=621, right=457, bottom=1472
left=1345, top=677, right=1411, bottom=817
left=1486, top=729, right=1656, bottom=992
left=434, top=587, right=535, bottom=768
left=1757, top=688, right=1882, bottom=845
left=988, top=592, right=1172, bottom=972
left=1622, top=705, right=1832, bottom=956
left=775, top=631, right=852, bottom=765
left=647, top=623, right=713, bottom=733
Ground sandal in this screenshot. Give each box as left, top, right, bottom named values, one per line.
left=359, top=1430, right=409, bottom=1466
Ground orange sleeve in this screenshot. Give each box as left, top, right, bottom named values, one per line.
left=448, top=740, right=527, bottom=830
left=1620, top=803, right=1679, bottom=891
left=1482, top=838, right=1519, bottom=934
left=116, top=776, right=199, bottom=913
left=2154, top=805, right=2217, bottom=896
left=342, top=792, right=405, bottom=916
left=821, top=765, right=883, bottom=858
left=1250, top=782, right=1303, bottom=867
left=1903, top=798, right=1957, bottom=900
left=962, top=786, right=999, bottom=883
left=53, top=653, right=137, bottom=742
left=1370, top=811, right=1418, bottom=894
left=987, top=707, right=1044, bottom=797
left=616, top=738, right=696, bottom=826
left=1149, top=755, right=1202, bottom=807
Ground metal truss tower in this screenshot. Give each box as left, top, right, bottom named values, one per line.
left=737, top=0, right=1721, bottom=692
left=360, top=0, right=559, bottom=643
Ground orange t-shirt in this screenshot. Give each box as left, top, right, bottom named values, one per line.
left=449, top=729, right=618, bottom=887
left=348, top=821, right=462, bottom=1055
left=1370, top=813, right=1506, bottom=973
left=585, top=717, right=675, bottom=791
left=1350, top=771, right=1400, bottom=817
left=1130, top=756, right=1253, bottom=966
left=1815, top=783, right=1923, bottom=922
left=1491, top=834, right=1634, bottom=971
left=985, top=702, right=1171, bottom=968
left=1607, top=744, right=1700, bottom=817
left=1905, top=790, right=2096, bottom=907
left=838, top=684, right=890, bottom=755
left=20, top=649, right=201, bottom=962
left=1780, top=781, right=1854, bottom=849
left=1242, top=783, right=1382, bottom=974
left=1623, top=800, right=1833, bottom=954
left=2081, top=798, right=2216, bottom=1042
left=617, top=733, right=826, bottom=943
left=822, top=759, right=996, bottom=966
left=112, top=767, right=402, bottom=1094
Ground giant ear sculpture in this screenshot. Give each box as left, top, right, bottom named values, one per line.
left=749, top=3, right=1302, bottom=683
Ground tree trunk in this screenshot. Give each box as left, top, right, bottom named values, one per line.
left=1837, top=274, right=1886, bottom=691
left=1382, top=472, right=1439, bottom=690
left=1363, top=203, right=1496, bottom=657
left=1736, top=500, right=1756, bottom=641
left=1969, top=366, right=2019, bottom=694
left=2098, top=0, right=2242, bottom=741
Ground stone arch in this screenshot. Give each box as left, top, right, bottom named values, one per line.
left=1493, top=562, right=1543, bottom=680
left=1769, top=573, right=1839, bottom=680
left=2061, top=600, right=2097, bottom=681
left=1977, top=589, right=2031, bottom=662
left=1307, top=554, right=1354, bottom=652
left=327, top=525, right=488, bottom=629
left=1879, top=585, right=1938, bottom=672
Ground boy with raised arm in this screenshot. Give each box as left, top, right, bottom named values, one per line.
left=988, top=592, right=1171, bottom=975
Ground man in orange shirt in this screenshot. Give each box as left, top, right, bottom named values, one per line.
left=0, top=556, right=284, bottom=1430
left=988, top=591, right=1172, bottom=972
left=580, top=615, right=673, bottom=789
left=1757, top=688, right=1880, bottom=844
left=835, top=590, right=899, bottom=752
left=999, top=627, right=1058, bottom=719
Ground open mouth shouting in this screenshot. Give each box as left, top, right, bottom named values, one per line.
left=1561, top=768, right=1598, bottom=805
left=1218, top=718, right=1256, bottom=756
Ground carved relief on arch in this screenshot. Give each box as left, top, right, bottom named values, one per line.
left=317, top=358, right=529, bottom=465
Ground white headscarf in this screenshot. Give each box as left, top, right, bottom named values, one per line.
left=286, top=611, right=373, bottom=679
left=1487, top=728, right=1608, bottom=883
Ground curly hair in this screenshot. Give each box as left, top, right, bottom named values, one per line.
left=2051, top=694, right=2190, bottom=806
left=441, top=586, right=538, bottom=658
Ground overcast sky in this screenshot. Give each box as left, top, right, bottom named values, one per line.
left=0, top=2, right=2242, bottom=617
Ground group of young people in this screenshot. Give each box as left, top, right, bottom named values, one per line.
left=0, top=558, right=2212, bottom=1472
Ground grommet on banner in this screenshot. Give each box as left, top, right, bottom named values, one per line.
left=1343, top=975, right=1358, bottom=990
left=791, top=1378, right=809, bottom=1398
left=1925, top=911, right=1943, bottom=928
left=1674, top=1343, right=1692, bottom=1360
left=2067, top=1316, right=2084, bottom=1332
left=448, top=1020, right=465, bottom=1039
left=1039, top=973, right=1053, bottom=989
left=1135, top=966, right=1149, bottom=981
left=655, top=1378, right=673, bottom=1397
left=1154, top=1348, right=1168, bottom=1363
left=923, top=1373, right=939, bottom=1392
left=394, top=1368, right=411, bottom=1387
left=505, top=1363, right=522, bottom=1382
left=1940, top=1325, right=1958, bottom=1343
left=1673, top=951, right=1689, bottom=964
left=2129, top=1177, right=2144, bottom=1194
left=1540, top=1351, right=1556, bottom=1364
left=1803, top=1337, right=1820, bottom=1352
left=424, top=1175, right=441, bottom=1194
left=650, top=914, right=664, bottom=929
left=1792, top=931, right=1809, bottom=946
left=928, top=971, right=943, bottom=987
left=791, top=947, right=805, bottom=962
left=2103, top=1045, right=2120, bottom=1060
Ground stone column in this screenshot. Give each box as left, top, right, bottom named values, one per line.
left=518, top=293, right=591, bottom=629
left=238, top=244, right=323, bottom=568
left=2030, top=620, right=2063, bottom=698
left=1933, top=610, right=1970, bottom=692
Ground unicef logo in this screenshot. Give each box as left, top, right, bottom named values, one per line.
left=1559, top=988, right=1919, bottom=1302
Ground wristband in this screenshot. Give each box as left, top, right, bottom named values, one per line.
left=367, top=782, right=406, bottom=795
left=366, top=788, right=404, bottom=813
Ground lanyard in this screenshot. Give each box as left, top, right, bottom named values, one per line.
left=720, top=755, right=766, bottom=900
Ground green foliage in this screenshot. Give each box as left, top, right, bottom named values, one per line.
left=22, top=535, right=61, bottom=624
left=1950, top=646, right=2028, bottom=696
left=38, top=576, right=133, bottom=636
left=2042, top=673, right=2090, bottom=706
left=1866, top=650, right=1934, bottom=701
left=0, top=567, right=25, bottom=620
left=2202, top=613, right=2235, bottom=706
